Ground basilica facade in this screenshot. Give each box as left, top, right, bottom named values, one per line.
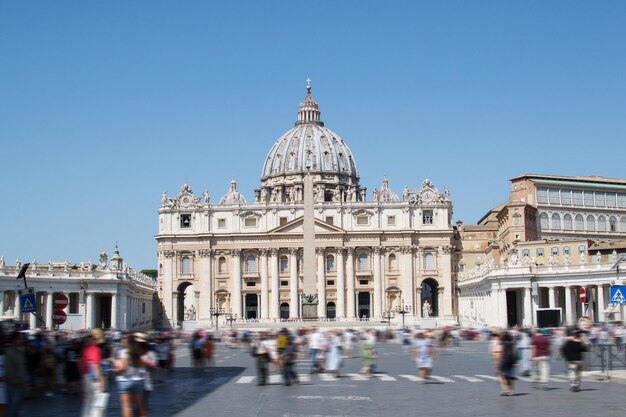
left=156, top=86, right=457, bottom=329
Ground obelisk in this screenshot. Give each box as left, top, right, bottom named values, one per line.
left=301, top=150, right=318, bottom=319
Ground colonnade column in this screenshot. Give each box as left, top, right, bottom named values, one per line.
left=119, top=291, right=128, bottom=330
left=523, top=287, right=533, bottom=327
left=270, top=249, right=279, bottom=319
left=564, top=286, right=573, bottom=325
left=0, top=292, right=4, bottom=317
left=497, top=288, right=507, bottom=328
left=437, top=287, right=444, bottom=319
left=597, top=285, right=605, bottom=322
left=289, top=248, right=299, bottom=318
left=14, top=294, right=21, bottom=322
left=260, top=249, right=269, bottom=319
left=346, top=248, right=355, bottom=319
left=231, top=249, right=242, bottom=318
left=86, top=292, right=94, bottom=329
left=548, top=287, right=556, bottom=308
left=46, top=292, right=54, bottom=329
left=373, top=247, right=382, bottom=318
left=111, top=293, right=118, bottom=329
left=198, top=249, right=213, bottom=321
left=317, top=248, right=326, bottom=318
left=336, top=248, right=345, bottom=319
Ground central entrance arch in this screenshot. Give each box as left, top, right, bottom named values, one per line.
left=357, top=292, right=370, bottom=319
left=245, top=293, right=258, bottom=319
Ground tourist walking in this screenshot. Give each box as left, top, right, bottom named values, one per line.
left=253, top=332, right=271, bottom=386
left=358, top=336, right=375, bottom=378
left=498, top=331, right=518, bottom=396
left=282, top=335, right=299, bottom=386
left=5, top=332, right=26, bottom=417
left=325, top=332, right=343, bottom=377
left=561, top=328, right=587, bottom=392
left=80, top=329, right=107, bottom=417
left=114, top=333, right=147, bottom=417
left=531, top=328, right=551, bottom=390
left=412, top=332, right=434, bottom=383
left=517, top=330, right=532, bottom=377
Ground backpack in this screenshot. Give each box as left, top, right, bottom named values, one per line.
left=249, top=344, right=258, bottom=357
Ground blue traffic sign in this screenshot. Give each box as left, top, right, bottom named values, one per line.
left=609, top=285, right=626, bottom=304
left=20, top=293, right=37, bottom=313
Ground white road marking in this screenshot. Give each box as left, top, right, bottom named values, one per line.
left=476, top=374, right=499, bottom=381
left=550, top=376, right=569, bottom=382
left=399, top=374, right=421, bottom=382
left=291, top=396, right=371, bottom=401
left=269, top=374, right=283, bottom=384
left=452, top=375, right=483, bottom=382
left=236, top=376, right=255, bottom=384
left=375, top=374, right=397, bottom=381
left=429, top=375, right=454, bottom=383
left=345, top=373, right=369, bottom=381
left=518, top=376, right=533, bottom=382
left=299, top=374, right=311, bottom=382
left=318, top=373, right=338, bottom=382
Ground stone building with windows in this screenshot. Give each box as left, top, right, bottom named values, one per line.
left=0, top=246, right=157, bottom=330
left=457, top=174, right=626, bottom=327
left=156, top=85, right=457, bottom=329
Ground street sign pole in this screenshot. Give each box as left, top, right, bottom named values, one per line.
left=15, top=263, right=46, bottom=329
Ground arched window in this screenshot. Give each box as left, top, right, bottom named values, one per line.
left=280, top=256, right=289, bottom=273
left=218, top=256, right=227, bottom=274
left=423, top=253, right=435, bottom=270
left=575, top=215, right=584, bottom=231
left=587, top=215, right=596, bottom=231
left=551, top=213, right=561, bottom=230
left=388, top=253, right=398, bottom=271
left=246, top=255, right=257, bottom=273
left=326, top=256, right=335, bottom=272
left=181, top=256, right=192, bottom=274
left=587, top=214, right=596, bottom=232
left=563, top=214, right=573, bottom=230
left=358, top=252, right=369, bottom=271
left=598, top=216, right=607, bottom=232
left=539, top=212, right=549, bottom=230
left=609, top=216, right=617, bottom=232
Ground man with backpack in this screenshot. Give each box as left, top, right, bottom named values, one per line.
left=531, top=328, right=551, bottom=390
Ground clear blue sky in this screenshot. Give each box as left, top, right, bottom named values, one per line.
left=1, top=1, right=625, bottom=269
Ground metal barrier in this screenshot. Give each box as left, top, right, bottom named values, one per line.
left=585, top=344, right=626, bottom=371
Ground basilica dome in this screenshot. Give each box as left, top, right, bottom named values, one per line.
left=261, top=86, right=359, bottom=183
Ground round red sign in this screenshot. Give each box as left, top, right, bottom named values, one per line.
left=54, top=293, right=69, bottom=310
left=579, top=288, right=588, bottom=303
left=52, top=309, right=67, bottom=325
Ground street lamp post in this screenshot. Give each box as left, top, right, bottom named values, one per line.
left=395, top=299, right=411, bottom=330
left=382, top=309, right=395, bottom=327
left=209, top=307, right=225, bottom=332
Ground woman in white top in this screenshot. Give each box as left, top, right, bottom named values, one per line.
left=114, top=333, right=147, bottom=417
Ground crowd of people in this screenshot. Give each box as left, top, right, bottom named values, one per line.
left=0, top=322, right=622, bottom=416
left=0, top=326, right=177, bottom=417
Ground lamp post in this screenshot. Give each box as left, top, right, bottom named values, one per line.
left=395, top=299, right=411, bottom=330
left=209, top=307, right=225, bottom=332
left=382, top=309, right=395, bottom=327
left=225, top=311, right=237, bottom=327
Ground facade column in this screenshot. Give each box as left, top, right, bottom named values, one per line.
left=523, top=287, right=533, bottom=327
left=531, top=284, right=539, bottom=325
left=415, top=288, right=422, bottom=319
left=373, top=247, right=382, bottom=319
left=597, top=285, right=605, bottom=322
left=46, top=292, right=54, bottom=329
left=161, top=251, right=175, bottom=328
left=270, top=249, right=279, bottom=319
left=437, top=287, right=444, bottom=318
left=317, top=248, right=326, bottom=318
left=260, top=250, right=269, bottom=319
left=289, top=248, right=299, bottom=318
left=336, top=248, right=346, bottom=319
left=440, top=246, right=454, bottom=319
left=199, top=249, right=213, bottom=321
left=232, top=249, right=242, bottom=318
left=111, top=293, right=118, bottom=329
left=86, top=292, right=94, bottom=329
left=400, top=247, right=415, bottom=318
left=346, top=248, right=355, bottom=319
